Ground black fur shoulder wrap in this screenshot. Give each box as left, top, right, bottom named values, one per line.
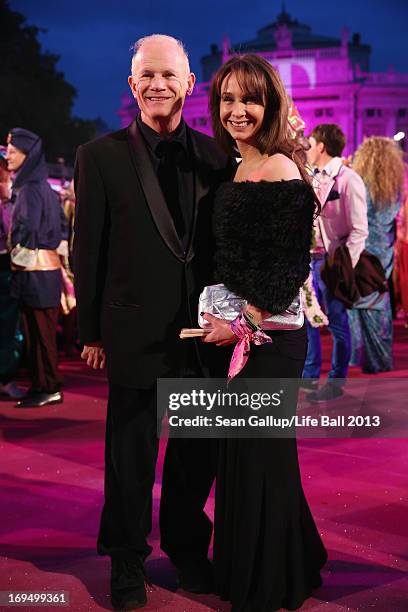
left=213, top=179, right=315, bottom=314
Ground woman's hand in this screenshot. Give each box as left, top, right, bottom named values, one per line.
left=201, top=313, right=237, bottom=346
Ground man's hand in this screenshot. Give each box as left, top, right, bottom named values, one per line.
left=201, top=313, right=236, bottom=346
left=81, top=341, right=106, bottom=369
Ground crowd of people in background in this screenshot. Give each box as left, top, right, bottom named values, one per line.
left=0, top=120, right=407, bottom=407
left=301, top=125, right=406, bottom=402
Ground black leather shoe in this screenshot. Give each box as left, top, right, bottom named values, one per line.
left=177, top=558, right=214, bottom=594
left=16, top=391, right=63, bottom=408
left=111, top=559, right=147, bottom=610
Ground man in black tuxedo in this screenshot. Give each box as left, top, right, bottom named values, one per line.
left=73, top=34, right=232, bottom=610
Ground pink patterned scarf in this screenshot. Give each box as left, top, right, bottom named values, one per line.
left=228, top=314, right=272, bottom=382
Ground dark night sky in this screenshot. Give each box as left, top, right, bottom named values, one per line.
left=10, top=0, right=408, bottom=129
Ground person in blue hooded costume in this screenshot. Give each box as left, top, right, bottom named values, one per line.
left=6, top=128, right=67, bottom=407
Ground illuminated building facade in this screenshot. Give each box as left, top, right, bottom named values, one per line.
left=119, top=8, right=408, bottom=154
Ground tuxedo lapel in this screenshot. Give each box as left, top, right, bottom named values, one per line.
left=186, top=129, right=212, bottom=263
left=190, top=130, right=211, bottom=206
left=316, top=176, right=336, bottom=209
left=127, top=120, right=185, bottom=262
left=317, top=161, right=344, bottom=209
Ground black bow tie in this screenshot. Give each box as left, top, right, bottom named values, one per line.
left=156, top=140, right=185, bottom=160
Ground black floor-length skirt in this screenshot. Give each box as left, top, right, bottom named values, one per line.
left=214, top=326, right=327, bottom=611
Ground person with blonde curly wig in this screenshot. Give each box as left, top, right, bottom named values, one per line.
left=349, top=137, right=404, bottom=372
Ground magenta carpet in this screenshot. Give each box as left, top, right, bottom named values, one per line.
left=1, top=323, right=407, bottom=611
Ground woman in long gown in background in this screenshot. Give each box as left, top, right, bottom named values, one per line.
left=202, top=55, right=327, bottom=611
left=349, top=137, right=405, bottom=372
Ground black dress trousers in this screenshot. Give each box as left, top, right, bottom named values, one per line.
left=97, top=385, right=160, bottom=561
left=98, top=341, right=222, bottom=564
left=21, top=305, right=62, bottom=393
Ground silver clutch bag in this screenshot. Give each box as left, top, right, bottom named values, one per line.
left=198, top=284, right=304, bottom=330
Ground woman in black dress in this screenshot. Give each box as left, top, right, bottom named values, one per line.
left=202, top=55, right=327, bottom=611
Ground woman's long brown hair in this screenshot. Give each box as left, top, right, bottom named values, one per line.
left=209, top=54, right=320, bottom=210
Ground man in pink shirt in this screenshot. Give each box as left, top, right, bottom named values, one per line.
left=303, top=124, right=368, bottom=401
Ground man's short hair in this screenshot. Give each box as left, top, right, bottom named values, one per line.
left=130, top=34, right=189, bottom=74
left=311, top=124, right=346, bottom=157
